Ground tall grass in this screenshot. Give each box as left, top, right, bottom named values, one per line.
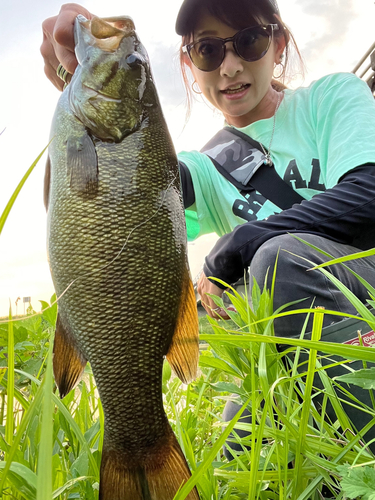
left=3, top=283, right=375, bottom=499
left=2, top=157, right=375, bottom=498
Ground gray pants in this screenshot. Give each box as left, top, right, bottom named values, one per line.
left=250, top=233, right=375, bottom=337
left=222, top=233, right=375, bottom=458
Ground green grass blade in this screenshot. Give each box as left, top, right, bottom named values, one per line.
left=54, top=395, right=100, bottom=479
left=315, top=358, right=352, bottom=433
left=5, top=305, right=14, bottom=455
left=0, top=462, right=37, bottom=499
left=13, top=368, right=100, bottom=478
left=314, top=266, right=375, bottom=325
left=248, top=334, right=258, bottom=499
left=52, top=476, right=96, bottom=498
left=293, top=308, right=323, bottom=498
left=201, top=332, right=375, bottom=363
left=290, top=234, right=375, bottom=268
left=0, top=377, right=30, bottom=411
left=336, top=367, right=375, bottom=389
left=310, top=248, right=375, bottom=270
left=36, top=330, right=54, bottom=500
left=0, top=379, right=44, bottom=495
left=287, top=235, right=375, bottom=310
left=173, top=399, right=250, bottom=500
left=0, top=145, right=49, bottom=236
left=98, top=398, right=104, bottom=457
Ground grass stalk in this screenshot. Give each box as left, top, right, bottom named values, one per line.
left=0, top=145, right=49, bottom=236
left=5, top=304, right=15, bottom=455
left=36, top=330, right=54, bottom=500
left=0, top=380, right=44, bottom=495
left=174, top=398, right=250, bottom=500
left=247, top=334, right=257, bottom=500
left=201, top=332, right=375, bottom=364
left=293, top=307, right=324, bottom=498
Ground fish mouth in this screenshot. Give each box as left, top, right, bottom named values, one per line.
left=92, top=16, right=136, bottom=37
left=79, top=16, right=136, bottom=51
left=221, top=83, right=251, bottom=95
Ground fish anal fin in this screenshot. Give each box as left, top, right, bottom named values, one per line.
left=166, top=269, right=199, bottom=384
left=53, top=314, right=87, bottom=398
left=99, top=430, right=199, bottom=500
left=67, top=131, right=98, bottom=198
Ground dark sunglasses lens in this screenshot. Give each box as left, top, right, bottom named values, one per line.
left=189, top=39, right=223, bottom=71
left=236, top=27, right=271, bottom=61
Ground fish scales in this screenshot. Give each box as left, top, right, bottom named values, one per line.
left=46, top=14, right=199, bottom=500
left=50, top=105, right=185, bottom=439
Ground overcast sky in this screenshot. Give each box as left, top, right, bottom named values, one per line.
left=0, top=0, right=373, bottom=316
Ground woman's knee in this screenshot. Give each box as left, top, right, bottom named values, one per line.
left=250, top=234, right=309, bottom=287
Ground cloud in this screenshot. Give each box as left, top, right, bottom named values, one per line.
left=148, top=42, right=187, bottom=108
left=299, top=0, right=357, bottom=61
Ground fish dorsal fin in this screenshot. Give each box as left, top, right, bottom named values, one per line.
left=53, top=314, right=87, bottom=398
left=166, top=267, right=199, bottom=384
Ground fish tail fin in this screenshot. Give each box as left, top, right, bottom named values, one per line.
left=99, top=429, right=200, bottom=500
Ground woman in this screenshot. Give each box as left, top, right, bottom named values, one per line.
left=41, top=0, right=375, bottom=337
left=41, top=0, right=375, bottom=445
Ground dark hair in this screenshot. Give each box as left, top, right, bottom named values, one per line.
left=179, top=0, right=304, bottom=118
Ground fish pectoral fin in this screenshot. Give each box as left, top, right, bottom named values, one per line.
left=67, top=131, right=98, bottom=197
left=44, top=155, right=51, bottom=211
left=53, top=314, right=87, bottom=398
left=166, top=269, right=199, bottom=384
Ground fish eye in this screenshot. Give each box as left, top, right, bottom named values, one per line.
left=126, top=53, right=143, bottom=68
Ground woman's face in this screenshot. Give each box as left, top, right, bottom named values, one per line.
left=186, top=11, right=285, bottom=127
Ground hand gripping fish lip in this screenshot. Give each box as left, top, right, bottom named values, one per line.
left=76, top=14, right=137, bottom=53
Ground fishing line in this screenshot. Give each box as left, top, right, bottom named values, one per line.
left=1, top=175, right=180, bottom=324
left=55, top=175, right=179, bottom=297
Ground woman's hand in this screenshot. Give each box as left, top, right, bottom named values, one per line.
left=197, top=272, right=230, bottom=320
left=41, top=3, right=94, bottom=90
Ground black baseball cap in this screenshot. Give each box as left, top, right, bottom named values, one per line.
left=175, top=0, right=280, bottom=35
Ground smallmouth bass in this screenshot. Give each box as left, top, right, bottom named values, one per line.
left=45, top=15, right=199, bottom=500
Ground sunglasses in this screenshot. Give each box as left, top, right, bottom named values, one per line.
left=182, top=24, right=279, bottom=72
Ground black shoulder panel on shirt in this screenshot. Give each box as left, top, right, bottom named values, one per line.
left=203, top=163, right=375, bottom=286
left=179, top=161, right=195, bottom=209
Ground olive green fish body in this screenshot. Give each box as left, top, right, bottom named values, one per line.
left=46, top=15, right=199, bottom=500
